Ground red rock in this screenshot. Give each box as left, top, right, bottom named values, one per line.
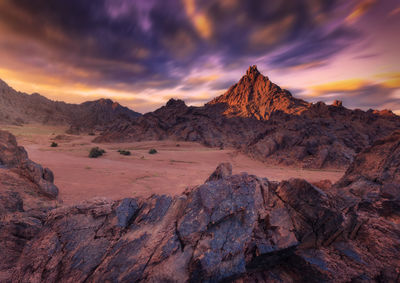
left=208, top=65, right=310, bottom=120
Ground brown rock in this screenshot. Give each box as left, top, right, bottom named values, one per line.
left=332, top=100, right=343, bottom=107
left=0, top=132, right=59, bottom=281
left=205, top=162, right=232, bottom=182
left=0, top=130, right=59, bottom=199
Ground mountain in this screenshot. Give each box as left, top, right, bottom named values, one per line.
left=208, top=65, right=310, bottom=119
left=66, top=98, right=141, bottom=134
left=2, top=130, right=399, bottom=282
left=0, top=79, right=141, bottom=132
left=95, top=66, right=400, bottom=169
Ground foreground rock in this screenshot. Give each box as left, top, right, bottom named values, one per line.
left=0, top=131, right=59, bottom=281
left=9, top=131, right=400, bottom=282
left=95, top=66, right=400, bottom=170
left=0, top=130, right=58, bottom=198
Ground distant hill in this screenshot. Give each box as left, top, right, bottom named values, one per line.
left=0, top=79, right=141, bottom=133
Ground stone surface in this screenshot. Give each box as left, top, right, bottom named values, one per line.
left=205, top=162, right=232, bottom=182
left=0, top=132, right=59, bottom=281
left=0, top=130, right=59, bottom=198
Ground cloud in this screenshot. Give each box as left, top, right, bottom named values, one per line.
left=0, top=0, right=398, bottom=113
left=268, top=26, right=360, bottom=68
left=304, top=77, right=400, bottom=112
left=346, top=0, right=376, bottom=23
left=311, top=79, right=368, bottom=95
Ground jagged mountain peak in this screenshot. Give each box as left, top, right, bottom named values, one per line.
left=245, top=65, right=261, bottom=79
left=208, top=66, right=310, bottom=120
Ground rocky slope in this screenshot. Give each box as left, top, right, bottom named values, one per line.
left=1, top=130, right=399, bottom=282
left=0, top=79, right=141, bottom=132
left=0, top=130, right=59, bottom=281
left=207, top=65, right=310, bottom=120
left=95, top=66, right=400, bottom=169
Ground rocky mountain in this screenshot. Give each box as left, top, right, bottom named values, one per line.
left=207, top=65, right=310, bottom=120
left=0, top=79, right=141, bottom=132
left=1, top=130, right=399, bottom=282
left=95, top=66, right=400, bottom=169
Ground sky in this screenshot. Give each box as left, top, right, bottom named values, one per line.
left=0, top=0, right=399, bottom=114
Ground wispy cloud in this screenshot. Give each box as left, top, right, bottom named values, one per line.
left=0, top=0, right=398, bottom=112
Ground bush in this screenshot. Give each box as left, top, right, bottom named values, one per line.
left=88, top=132, right=95, bottom=136
left=148, top=148, right=158, bottom=154
left=50, top=142, right=58, bottom=147
left=118, top=149, right=131, bottom=156
left=89, top=147, right=106, bottom=158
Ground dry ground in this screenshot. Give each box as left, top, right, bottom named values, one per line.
left=1, top=124, right=345, bottom=205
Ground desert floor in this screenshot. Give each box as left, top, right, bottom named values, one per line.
left=2, top=124, right=345, bottom=205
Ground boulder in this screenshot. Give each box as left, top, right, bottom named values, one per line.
left=0, top=130, right=59, bottom=199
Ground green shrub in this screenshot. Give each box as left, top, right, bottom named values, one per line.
left=118, top=149, right=131, bottom=156
left=89, top=147, right=106, bottom=158
left=148, top=148, right=158, bottom=154
left=50, top=142, right=58, bottom=147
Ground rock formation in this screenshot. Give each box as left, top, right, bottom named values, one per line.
left=1, top=130, right=398, bottom=282
left=0, top=130, right=58, bottom=198
left=95, top=66, right=400, bottom=169
left=207, top=65, right=310, bottom=120
left=0, top=130, right=59, bottom=281
left=0, top=79, right=141, bottom=132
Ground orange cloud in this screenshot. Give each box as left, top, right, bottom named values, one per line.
left=375, top=72, right=400, bottom=88
left=346, top=0, right=376, bottom=23
left=185, top=74, right=220, bottom=85
left=308, top=74, right=400, bottom=97
left=310, top=79, right=368, bottom=96
left=182, top=0, right=212, bottom=39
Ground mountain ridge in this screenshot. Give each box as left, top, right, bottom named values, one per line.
left=0, top=79, right=141, bottom=132
left=94, top=66, right=400, bottom=169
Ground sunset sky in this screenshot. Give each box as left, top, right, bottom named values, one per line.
left=0, top=0, right=399, bottom=113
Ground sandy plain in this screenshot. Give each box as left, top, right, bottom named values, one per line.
left=1, top=124, right=345, bottom=204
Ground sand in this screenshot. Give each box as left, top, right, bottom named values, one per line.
left=2, top=124, right=345, bottom=205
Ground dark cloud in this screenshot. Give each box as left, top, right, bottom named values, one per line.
left=269, top=27, right=360, bottom=68
left=0, top=0, right=397, bottom=98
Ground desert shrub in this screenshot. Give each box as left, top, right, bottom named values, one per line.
left=148, top=148, right=158, bottom=154
left=89, top=147, right=106, bottom=158
left=118, top=149, right=131, bottom=156
left=50, top=142, right=58, bottom=147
